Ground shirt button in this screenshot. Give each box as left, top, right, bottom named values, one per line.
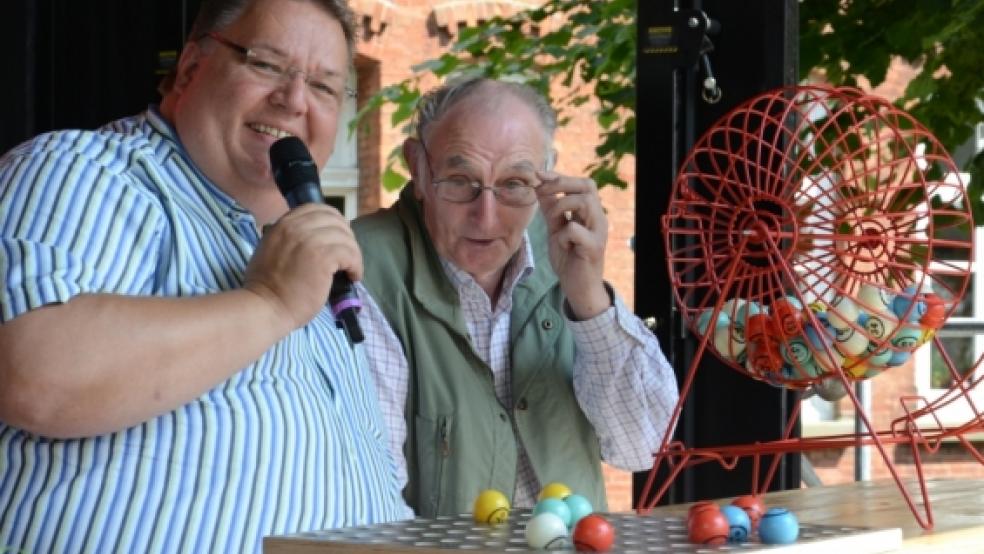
left=499, top=413, right=508, bottom=422
left=516, top=398, right=528, bottom=411
left=542, top=319, right=554, bottom=330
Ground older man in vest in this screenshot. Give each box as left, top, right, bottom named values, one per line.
left=354, top=77, right=679, bottom=517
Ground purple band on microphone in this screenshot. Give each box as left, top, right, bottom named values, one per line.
left=331, top=298, right=363, bottom=316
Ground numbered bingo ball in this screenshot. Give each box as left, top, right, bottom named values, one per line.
left=731, top=495, right=766, bottom=531
left=533, top=497, right=572, bottom=528
left=687, top=500, right=719, bottom=521
left=572, top=514, right=615, bottom=552
left=772, top=296, right=804, bottom=337
left=473, top=489, right=510, bottom=524
left=538, top=481, right=573, bottom=501
left=687, top=505, right=729, bottom=545
left=719, top=505, right=751, bottom=543
left=759, top=507, right=799, bottom=544
left=526, top=512, right=569, bottom=550
left=826, top=296, right=859, bottom=331
left=563, top=494, right=594, bottom=528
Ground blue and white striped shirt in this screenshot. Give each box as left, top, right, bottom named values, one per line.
left=0, top=109, right=411, bottom=553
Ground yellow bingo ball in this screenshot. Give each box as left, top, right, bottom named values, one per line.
left=538, top=482, right=573, bottom=502
left=473, top=489, right=510, bottom=524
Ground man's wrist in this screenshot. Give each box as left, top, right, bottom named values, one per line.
left=564, top=282, right=615, bottom=321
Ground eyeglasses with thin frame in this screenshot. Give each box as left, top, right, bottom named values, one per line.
left=418, top=139, right=540, bottom=207
left=204, top=32, right=354, bottom=108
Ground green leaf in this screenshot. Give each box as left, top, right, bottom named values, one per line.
left=382, top=164, right=408, bottom=192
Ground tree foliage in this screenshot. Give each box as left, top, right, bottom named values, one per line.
left=356, top=0, right=636, bottom=191
left=801, top=0, right=984, bottom=223
left=363, top=0, right=984, bottom=223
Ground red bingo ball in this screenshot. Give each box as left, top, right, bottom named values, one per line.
left=687, top=506, right=729, bottom=545
left=572, top=514, right=615, bottom=552
left=731, top=495, right=766, bottom=531
left=687, top=500, right=719, bottom=522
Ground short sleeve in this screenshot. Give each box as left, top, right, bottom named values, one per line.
left=0, top=133, right=165, bottom=323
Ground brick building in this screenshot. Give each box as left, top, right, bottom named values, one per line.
left=330, top=0, right=638, bottom=511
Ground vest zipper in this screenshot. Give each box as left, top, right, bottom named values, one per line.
left=440, top=418, right=451, bottom=457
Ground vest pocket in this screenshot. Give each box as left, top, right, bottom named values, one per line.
left=414, top=412, right=453, bottom=516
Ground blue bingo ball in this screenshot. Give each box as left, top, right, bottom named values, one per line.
left=563, top=494, right=594, bottom=528
left=533, top=497, right=572, bottom=528
left=736, top=301, right=764, bottom=327
left=759, top=507, right=799, bottom=545
left=886, top=349, right=912, bottom=367
left=696, top=309, right=730, bottom=335
left=892, top=286, right=927, bottom=322
left=719, top=505, right=751, bottom=543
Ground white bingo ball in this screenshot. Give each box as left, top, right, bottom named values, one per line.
left=719, top=298, right=747, bottom=321
left=833, top=326, right=869, bottom=357
left=713, top=322, right=740, bottom=360
left=526, top=512, right=569, bottom=550
left=826, top=296, right=858, bottom=331
left=858, top=284, right=894, bottom=317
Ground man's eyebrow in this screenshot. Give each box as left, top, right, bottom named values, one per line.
left=446, top=155, right=473, bottom=169
left=249, top=43, right=345, bottom=78
left=508, top=160, right=537, bottom=173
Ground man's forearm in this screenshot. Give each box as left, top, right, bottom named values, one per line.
left=0, top=290, right=292, bottom=438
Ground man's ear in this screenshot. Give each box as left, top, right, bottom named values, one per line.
left=403, top=138, right=426, bottom=200
left=172, top=41, right=206, bottom=93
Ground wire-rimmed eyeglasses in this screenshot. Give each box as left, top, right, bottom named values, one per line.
left=418, top=139, right=539, bottom=207
left=205, top=32, right=355, bottom=107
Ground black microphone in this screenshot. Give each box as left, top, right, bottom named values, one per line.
left=269, top=136, right=364, bottom=345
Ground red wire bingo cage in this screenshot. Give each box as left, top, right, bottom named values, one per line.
left=638, top=84, right=980, bottom=529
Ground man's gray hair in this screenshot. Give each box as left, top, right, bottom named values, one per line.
left=159, top=0, right=356, bottom=95
left=413, top=77, right=558, bottom=156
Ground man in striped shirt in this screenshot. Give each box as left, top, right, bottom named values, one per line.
left=0, top=0, right=410, bottom=552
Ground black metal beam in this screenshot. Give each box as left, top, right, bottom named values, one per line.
left=634, top=0, right=801, bottom=506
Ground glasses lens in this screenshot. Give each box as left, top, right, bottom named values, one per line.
left=436, top=178, right=478, bottom=203
left=244, top=51, right=287, bottom=79
left=244, top=50, right=344, bottom=109
left=497, top=183, right=537, bottom=206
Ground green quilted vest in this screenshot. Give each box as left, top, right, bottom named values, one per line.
left=353, top=185, right=607, bottom=517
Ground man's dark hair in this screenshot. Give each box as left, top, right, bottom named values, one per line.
left=159, top=0, right=356, bottom=95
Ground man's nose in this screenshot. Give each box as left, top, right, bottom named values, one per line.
left=470, top=187, right=500, bottom=226
left=274, top=73, right=309, bottom=112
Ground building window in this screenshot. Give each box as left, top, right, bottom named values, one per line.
left=914, top=224, right=983, bottom=422
left=321, top=71, right=359, bottom=220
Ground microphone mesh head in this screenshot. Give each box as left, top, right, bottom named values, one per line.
left=269, top=136, right=318, bottom=195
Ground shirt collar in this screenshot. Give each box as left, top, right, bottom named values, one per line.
left=144, top=105, right=250, bottom=215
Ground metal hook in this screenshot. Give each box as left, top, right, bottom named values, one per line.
left=700, top=54, right=722, bottom=104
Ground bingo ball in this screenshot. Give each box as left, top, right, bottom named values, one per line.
left=813, top=376, right=848, bottom=401
left=526, top=512, right=569, bottom=550
left=687, top=505, right=729, bottom=545
left=473, top=489, right=510, bottom=524
left=538, top=482, right=573, bottom=501
left=772, top=296, right=804, bottom=337
left=826, top=296, right=859, bottom=331
left=719, top=505, right=751, bottom=543
left=696, top=308, right=729, bottom=335
left=687, top=500, right=719, bottom=521
left=731, top=495, right=765, bottom=531
left=533, top=497, right=573, bottom=528
left=563, top=494, right=594, bottom=527
left=759, top=507, right=799, bottom=544
left=572, top=514, right=615, bottom=552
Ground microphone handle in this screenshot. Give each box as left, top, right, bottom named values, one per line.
left=284, top=183, right=364, bottom=345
